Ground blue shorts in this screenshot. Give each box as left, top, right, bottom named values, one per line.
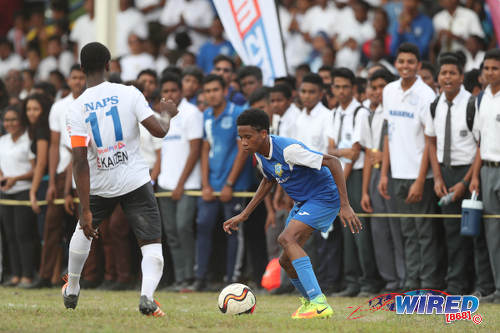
left=285, top=199, right=340, bottom=233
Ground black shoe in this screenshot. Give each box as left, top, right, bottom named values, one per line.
left=26, top=278, right=52, bottom=289
left=62, top=283, right=79, bottom=309
left=270, top=284, right=295, bottom=295
left=482, top=293, right=497, bottom=303
left=331, top=288, right=360, bottom=297
left=80, top=279, right=100, bottom=289
left=109, top=281, right=131, bottom=291
left=192, top=279, right=207, bottom=292
left=138, top=295, right=165, bottom=317
left=97, top=280, right=115, bottom=290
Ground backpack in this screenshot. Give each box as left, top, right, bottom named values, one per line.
left=429, top=90, right=484, bottom=132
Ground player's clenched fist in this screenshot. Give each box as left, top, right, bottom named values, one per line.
left=160, top=98, right=179, bottom=118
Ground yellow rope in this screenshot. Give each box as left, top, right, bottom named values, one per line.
left=1, top=192, right=500, bottom=219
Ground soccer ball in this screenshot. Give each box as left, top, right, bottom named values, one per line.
left=218, top=283, right=256, bottom=315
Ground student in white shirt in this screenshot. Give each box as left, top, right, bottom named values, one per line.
left=69, top=0, right=96, bottom=58
left=38, top=36, right=75, bottom=81
left=116, top=1, right=148, bottom=57
left=0, top=38, right=23, bottom=78
left=361, top=68, right=405, bottom=292
left=294, top=73, right=332, bottom=154
left=120, top=34, right=155, bottom=82
left=433, top=0, right=485, bottom=53
left=470, top=49, right=500, bottom=303
left=0, top=106, right=37, bottom=287
left=27, top=65, right=86, bottom=289
left=378, top=42, right=443, bottom=290
left=426, top=54, right=493, bottom=296
left=328, top=67, right=380, bottom=297
left=160, top=0, right=213, bottom=54
left=156, top=73, right=203, bottom=291
left=65, top=42, right=179, bottom=316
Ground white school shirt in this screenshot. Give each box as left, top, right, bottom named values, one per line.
left=383, top=76, right=435, bottom=179
left=424, top=86, right=476, bottom=165
left=368, top=103, right=385, bottom=151
left=160, top=0, right=213, bottom=53
left=0, top=131, right=35, bottom=194
left=0, top=53, right=23, bottom=78
left=433, top=7, right=484, bottom=53
left=38, top=51, right=75, bottom=80
left=67, top=81, right=154, bottom=197
left=139, top=113, right=162, bottom=169
left=116, top=8, right=148, bottom=57
left=158, top=98, right=203, bottom=190
left=302, top=4, right=339, bottom=37
left=277, top=103, right=300, bottom=138
left=70, top=14, right=96, bottom=56
left=473, top=85, right=500, bottom=162
left=49, top=93, right=75, bottom=174
left=330, top=99, right=371, bottom=170
left=120, top=53, right=155, bottom=82
left=293, top=102, right=333, bottom=154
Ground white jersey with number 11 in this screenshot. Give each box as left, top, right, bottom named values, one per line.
left=67, top=81, right=154, bottom=197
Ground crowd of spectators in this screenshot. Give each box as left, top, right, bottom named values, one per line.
left=0, top=0, right=500, bottom=303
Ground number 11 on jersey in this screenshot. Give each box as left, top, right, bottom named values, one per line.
left=85, top=106, right=123, bottom=147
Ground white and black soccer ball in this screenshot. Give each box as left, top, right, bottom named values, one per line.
left=218, top=283, right=256, bottom=315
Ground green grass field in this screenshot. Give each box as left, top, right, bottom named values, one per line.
left=0, top=287, right=498, bottom=332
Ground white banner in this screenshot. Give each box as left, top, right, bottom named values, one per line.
left=213, top=0, right=288, bottom=85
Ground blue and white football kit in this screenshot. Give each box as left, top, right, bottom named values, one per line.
left=255, top=135, right=340, bottom=233
left=255, top=135, right=341, bottom=301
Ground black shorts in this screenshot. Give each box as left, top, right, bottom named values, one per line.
left=89, top=182, right=161, bottom=241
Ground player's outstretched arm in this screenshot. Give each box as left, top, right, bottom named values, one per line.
left=72, top=147, right=97, bottom=240
left=322, top=154, right=362, bottom=234
left=142, top=98, right=179, bottom=138
left=223, top=177, right=276, bottom=234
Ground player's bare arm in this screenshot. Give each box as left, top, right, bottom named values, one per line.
left=223, top=177, right=276, bottom=234
left=141, top=98, right=179, bottom=138
left=322, top=154, right=362, bottom=233
left=72, top=146, right=97, bottom=240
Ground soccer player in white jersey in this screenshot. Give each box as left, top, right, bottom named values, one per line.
left=64, top=42, right=178, bottom=317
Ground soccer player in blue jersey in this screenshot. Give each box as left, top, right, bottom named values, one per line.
left=223, top=108, right=362, bottom=319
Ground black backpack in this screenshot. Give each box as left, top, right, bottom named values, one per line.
left=429, top=90, right=484, bottom=132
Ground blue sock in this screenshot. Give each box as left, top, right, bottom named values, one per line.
left=290, top=278, right=308, bottom=299
left=292, top=256, right=322, bottom=300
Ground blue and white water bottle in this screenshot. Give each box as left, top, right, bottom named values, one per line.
left=461, top=191, right=483, bottom=236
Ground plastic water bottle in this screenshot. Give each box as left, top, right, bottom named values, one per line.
left=438, top=192, right=455, bottom=206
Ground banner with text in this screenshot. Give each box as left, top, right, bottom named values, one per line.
left=213, top=0, right=287, bottom=85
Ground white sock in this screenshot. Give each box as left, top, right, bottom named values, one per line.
left=140, top=243, right=164, bottom=301
left=67, top=225, right=92, bottom=295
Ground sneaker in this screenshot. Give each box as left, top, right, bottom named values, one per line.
left=139, top=295, right=165, bottom=317
left=292, top=294, right=333, bottom=319
left=291, top=297, right=310, bottom=319
left=25, top=277, right=52, bottom=289
left=61, top=275, right=79, bottom=309
left=331, top=288, right=359, bottom=297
